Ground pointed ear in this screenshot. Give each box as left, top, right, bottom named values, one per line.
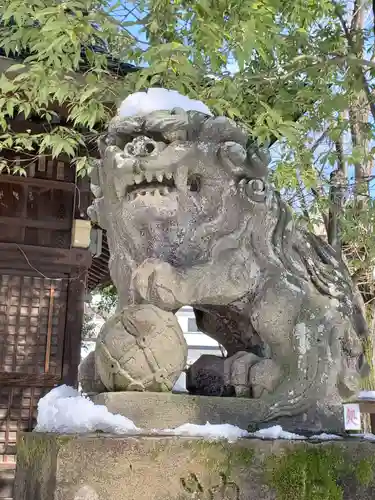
left=200, top=116, right=248, bottom=146
left=246, top=143, right=270, bottom=180
left=218, top=141, right=248, bottom=177
left=219, top=141, right=270, bottom=180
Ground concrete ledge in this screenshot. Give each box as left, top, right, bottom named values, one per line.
left=14, top=432, right=375, bottom=500
left=92, top=391, right=344, bottom=433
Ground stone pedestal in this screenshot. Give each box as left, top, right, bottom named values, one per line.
left=92, top=392, right=345, bottom=433
left=14, top=432, right=375, bottom=500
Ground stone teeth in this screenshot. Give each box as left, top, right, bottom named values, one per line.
left=114, top=177, right=128, bottom=200
left=134, top=174, right=143, bottom=184
left=156, top=173, right=163, bottom=182
left=154, top=188, right=161, bottom=197
left=174, top=165, right=188, bottom=193
left=145, top=172, right=153, bottom=182
left=165, top=172, right=173, bottom=180
left=163, top=187, right=169, bottom=195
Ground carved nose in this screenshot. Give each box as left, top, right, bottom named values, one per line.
left=124, top=136, right=156, bottom=157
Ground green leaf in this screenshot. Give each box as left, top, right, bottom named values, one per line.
left=5, top=64, right=26, bottom=73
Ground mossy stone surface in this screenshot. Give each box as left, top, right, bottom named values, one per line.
left=13, top=433, right=375, bottom=500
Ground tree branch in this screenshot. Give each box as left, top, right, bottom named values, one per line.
left=332, top=0, right=375, bottom=121
left=327, top=139, right=346, bottom=251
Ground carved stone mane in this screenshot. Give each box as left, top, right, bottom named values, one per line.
left=271, top=193, right=368, bottom=341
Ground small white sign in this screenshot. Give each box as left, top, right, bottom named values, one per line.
left=343, top=403, right=361, bottom=431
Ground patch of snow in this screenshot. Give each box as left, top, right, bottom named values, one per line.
left=358, top=390, right=375, bottom=400
left=118, top=88, right=212, bottom=118
left=251, top=425, right=306, bottom=440
left=309, top=433, right=343, bottom=441
left=34, top=385, right=139, bottom=434
left=162, top=422, right=249, bottom=442
left=362, top=433, right=375, bottom=441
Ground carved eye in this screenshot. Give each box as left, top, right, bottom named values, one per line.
left=250, top=179, right=266, bottom=193
left=244, top=178, right=267, bottom=202
left=188, top=174, right=201, bottom=192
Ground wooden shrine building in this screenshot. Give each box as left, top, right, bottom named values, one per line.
left=0, top=157, right=91, bottom=498
left=0, top=49, right=136, bottom=498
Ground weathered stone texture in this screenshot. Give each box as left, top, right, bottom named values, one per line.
left=14, top=432, right=375, bottom=500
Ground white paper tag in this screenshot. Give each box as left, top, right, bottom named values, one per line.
left=343, top=403, right=361, bottom=431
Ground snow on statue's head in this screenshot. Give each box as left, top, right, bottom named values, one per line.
left=88, top=88, right=269, bottom=300
left=117, top=88, right=213, bottom=118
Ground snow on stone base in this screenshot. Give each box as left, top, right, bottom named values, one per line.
left=251, top=425, right=306, bottom=440
left=358, top=390, right=375, bottom=400
left=35, top=386, right=349, bottom=442
left=161, top=422, right=249, bottom=443
left=34, top=385, right=139, bottom=434
left=309, top=433, right=343, bottom=441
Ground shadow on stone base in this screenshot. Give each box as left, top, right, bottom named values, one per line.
left=14, top=432, right=375, bottom=500
left=92, top=391, right=345, bottom=434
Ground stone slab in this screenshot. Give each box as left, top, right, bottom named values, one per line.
left=92, top=391, right=345, bottom=433
left=14, top=432, right=375, bottom=500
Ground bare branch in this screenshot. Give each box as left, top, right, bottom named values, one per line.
left=332, top=0, right=375, bottom=122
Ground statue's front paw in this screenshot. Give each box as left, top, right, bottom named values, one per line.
left=132, top=259, right=181, bottom=310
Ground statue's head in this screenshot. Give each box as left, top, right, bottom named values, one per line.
left=89, top=109, right=271, bottom=266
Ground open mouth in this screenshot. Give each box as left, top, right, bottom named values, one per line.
left=126, top=171, right=175, bottom=200
left=125, top=170, right=201, bottom=201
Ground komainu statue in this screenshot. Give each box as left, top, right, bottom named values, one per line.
left=83, top=104, right=369, bottom=427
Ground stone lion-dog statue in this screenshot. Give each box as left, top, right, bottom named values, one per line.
left=83, top=106, right=369, bottom=429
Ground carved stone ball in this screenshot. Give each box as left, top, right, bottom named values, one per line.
left=95, top=304, right=188, bottom=392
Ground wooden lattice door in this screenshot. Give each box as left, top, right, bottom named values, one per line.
left=0, top=273, right=68, bottom=499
